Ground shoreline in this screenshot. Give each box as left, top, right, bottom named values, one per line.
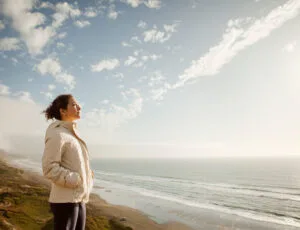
left=2, top=151, right=300, bottom=230
left=0, top=151, right=193, bottom=230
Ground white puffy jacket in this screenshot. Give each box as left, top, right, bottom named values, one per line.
left=42, top=120, right=93, bottom=203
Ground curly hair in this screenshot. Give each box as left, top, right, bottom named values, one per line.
left=42, top=94, right=73, bottom=121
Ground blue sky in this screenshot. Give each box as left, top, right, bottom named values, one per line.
left=0, top=0, right=300, bottom=158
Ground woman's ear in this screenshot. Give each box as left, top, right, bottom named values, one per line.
left=59, top=108, right=66, bottom=116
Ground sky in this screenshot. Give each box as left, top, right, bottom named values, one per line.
left=0, top=0, right=300, bottom=158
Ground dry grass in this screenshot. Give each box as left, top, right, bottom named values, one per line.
left=0, top=160, right=132, bottom=230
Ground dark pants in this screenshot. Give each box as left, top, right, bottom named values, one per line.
left=50, top=202, right=86, bottom=230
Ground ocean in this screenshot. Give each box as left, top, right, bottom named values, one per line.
left=11, top=157, right=300, bottom=230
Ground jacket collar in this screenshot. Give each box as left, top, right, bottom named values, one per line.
left=51, top=120, right=77, bottom=131
left=50, top=120, right=88, bottom=153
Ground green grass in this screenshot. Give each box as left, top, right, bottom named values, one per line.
left=0, top=160, right=133, bottom=230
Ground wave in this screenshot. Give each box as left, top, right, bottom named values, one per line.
left=11, top=159, right=300, bottom=227
left=96, top=179, right=300, bottom=228
left=95, top=170, right=300, bottom=201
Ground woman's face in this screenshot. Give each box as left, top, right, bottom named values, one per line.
left=61, top=97, right=81, bottom=121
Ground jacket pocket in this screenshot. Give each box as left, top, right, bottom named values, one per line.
left=64, top=172, right=82, bottom=189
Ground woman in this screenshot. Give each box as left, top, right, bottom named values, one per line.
left=42, top=94, right=93, bottom=230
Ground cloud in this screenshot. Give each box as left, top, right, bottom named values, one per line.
left=143, top=28, right=170, bottom=43
left=56, top=73, right=76, bottom=89
left=40, top=91, right=53, bottom=100
left=36, top=57, right=76, bottom=89
left=0, top=20, right=5, bottom=30
left=13, top=91, right=35, bottom=104
left=282, top=41, right=297, bottom=53
left=148, top=71, right=165, bottom=87
left=85, top=88, right=143, bottom=130
left=36, top=57, right=61, bottom=75
left=52, top=2, right=81, bottom=28
left=58, top=32, right=67, bottom=39
left=108, top=11, right=118, bottom=19
left=134, top=49, right=143, bottom=56
left=39, top=2, right=54, bottom=9
left=56, top=42, right=65, bottom=48
left=108, top=4, right=119, bottom=19
left=0, top=96, right=47, bottom=137
left=25, top=26, right=54, bottom=54
left=163, top=23, right=178, bottom=33
left=141, top=56, right=149, bottom=61
left=101, top=99, right=110, bottom=104
left=108, top=11, right=118, bottom=20
left=48, top=84, right=56, bottom=91
left=175, top=0, right=300, bottom=88
left=131, top=36, right=142, bottom=44
left=0, top=0, right=82, bottom=55
left=144, top=0, right=161, bottom=9
left=84, top=7, right=98, bottom=18
left=91, top=59, right=120, bottom=72
left=122, top=41, right=132, bottom=47
left=140, top=71, right=171, bottom=102
left=121, top=88, right=140, bottom=100
left=138, top=20, right=147, bottom=29
left=145, top=71, right=171, bottom=102
left=41, top=83, right=57, bottom=99
left=121, top=0, right=142, bottom=8
left=124, top=56, right=137, bottom=66
left=125, top=50, right=161, bottom=68
left=143, top=23, right=179, bottom=43
left=0, top=95, right=50, bottom=156
left=150, top=87, right=168, bottom=101
left=0, top=95, right=62, bottom=157
left=149, top=54, right=162, bottom=60
left=113, top=73, right=125, bottom=81
left=0, top=37, right=21, bottom=51
left=0, top=83, right=11, bottom=96
left=0, top=0, right=56, bottom=55
left=74, top=20, right=91, bottom=28
left=121, top=0, right=161, bottom=9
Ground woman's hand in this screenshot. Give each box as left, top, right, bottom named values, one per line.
left=64, top=172, right=82, bottom=188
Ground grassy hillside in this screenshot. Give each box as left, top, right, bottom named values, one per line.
left=0, top=160, right=132, bottom=230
